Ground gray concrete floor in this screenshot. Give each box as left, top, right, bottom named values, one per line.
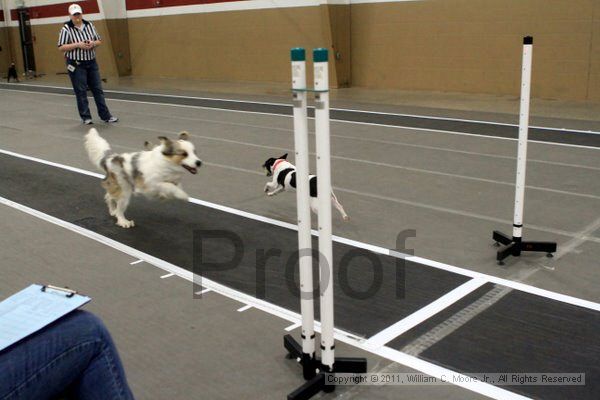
left=0, top=205, right=485, bottom=400
left=0, top=85, right=599, bottom=399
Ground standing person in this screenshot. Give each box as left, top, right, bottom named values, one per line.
left=57, top=4, right=118, bottom=125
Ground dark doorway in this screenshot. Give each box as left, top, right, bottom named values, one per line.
left=17, top=7, right=36, bottom=76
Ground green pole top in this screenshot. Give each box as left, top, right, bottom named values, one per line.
left=313, top=48, right=328, bottom=62
left=291, top=48, right=306, bottom=61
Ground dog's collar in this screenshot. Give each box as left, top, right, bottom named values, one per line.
left=273, top=159, right=291, bottom=172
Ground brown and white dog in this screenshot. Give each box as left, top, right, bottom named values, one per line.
left=84, top=128, right=202, bottom=228
left=262, top=153, right=348, bottom=221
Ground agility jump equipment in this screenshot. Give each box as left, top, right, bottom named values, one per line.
left=493, top=36, right=557, bottom=265
left=283, top=48, right=367, bottom=399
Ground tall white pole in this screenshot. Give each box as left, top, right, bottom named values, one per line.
left=313, top=48, right=335, bottom=371
left=290, top=48, right=315, bottom=361
left=512, top=36, right=533, bottom=242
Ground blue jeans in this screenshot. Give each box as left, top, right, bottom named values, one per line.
left=0, top=311, right=135, bottom=400
left=67, top=59, right=112, bottom=121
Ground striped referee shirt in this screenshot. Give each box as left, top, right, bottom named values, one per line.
left=57, top=20, right=100, bottom=61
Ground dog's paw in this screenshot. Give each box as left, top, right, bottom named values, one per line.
left=264, top=185, right=270, bottom=193
left=116, top=219, right=135, bottom=228
left=267, top=192, right=276, bottom=197
left=343, top=215, right=349, bottom=221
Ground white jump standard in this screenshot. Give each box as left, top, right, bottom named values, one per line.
left=283, top=48, right=367, bottom=400
left=492, top=36, right=557, bottom=265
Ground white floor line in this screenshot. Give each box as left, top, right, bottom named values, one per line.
left=406, top=255, right=600, bottom=312
left=2, top=144, right=598, bottom=242
left=10, top=91, right=600, bottom=172
left=371, top=346, right=532, bottom=400
left=195, top=288, right=212, bottom=295
left=284, top=322, right=302, bottom=332
left=331, top=118, right=600, bottom=151
left=2, top=86, right=598, bottom=151
left=130, top=259, right=144, bottom=265
left=0, top=195, right=532, bottom=400
left=117, top=121, right=600, bottom=200
left=160, top=273, right=175, bottom=279
left=553, top=216, right=600, bottom=260
left=2, top=147, right=600, bottom=312
left=365, top=277, right=488, bottom=349
left=4, top=82, right=599, bottom=135
left=237, top=304, right=253, bottom=312
left=400, top=284, right=513, bottom=357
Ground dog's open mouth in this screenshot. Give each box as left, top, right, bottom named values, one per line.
left=182, top=165, right=198, bottom=174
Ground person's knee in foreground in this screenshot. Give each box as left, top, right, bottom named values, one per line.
left=0, top=310, right=135, bottom=400
left=57, top=3, right=118, bottom=125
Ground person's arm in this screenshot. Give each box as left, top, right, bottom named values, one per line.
left=90, top=23, right=102, bottom=48
left=89, top=39, right=102, bottom=48
left=59, top=42, right=86, bottom=52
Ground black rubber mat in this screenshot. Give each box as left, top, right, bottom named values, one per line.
left=2, top=83, right=599, bottom=148
left=389, top=286, right=600, bottom=399
left=0, top=153, right=470, bottom=338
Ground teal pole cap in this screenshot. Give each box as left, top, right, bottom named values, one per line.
left=291, top=48, right=306, bottom=61
left=313, top=48, right=328, bottom=62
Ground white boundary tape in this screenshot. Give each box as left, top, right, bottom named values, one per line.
left=2, top=84, right=599, bottom=150
left=0, top=196, right=531, bottom=400
left=1, top=147, right=599, bottom=314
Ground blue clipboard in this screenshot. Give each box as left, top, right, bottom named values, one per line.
left=0, top=284, right=91, bottom=352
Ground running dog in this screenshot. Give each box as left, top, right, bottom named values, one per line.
left=262, top=153, right=348, bottom=220
left=85, top=128, right=202, bottom=228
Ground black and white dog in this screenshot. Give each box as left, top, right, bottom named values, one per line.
left=85, top=128, right=202, bottom=228
left=262, top=153, right=348, bottom=220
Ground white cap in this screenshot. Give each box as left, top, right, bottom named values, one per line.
left=68, top=4, right=83, bottom=15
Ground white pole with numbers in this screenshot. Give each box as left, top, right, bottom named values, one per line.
left=313, top=48, right=335, bottom=371
left=512, top=36, right=533, bottom=241
left=290, top=48, right=316, bottom=361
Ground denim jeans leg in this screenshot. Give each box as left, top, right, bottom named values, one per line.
left=68, top=63, right=91, bottom=120
left=87, top=60, right=112, bottom=121
left=0, top=310, right=134, bottom=400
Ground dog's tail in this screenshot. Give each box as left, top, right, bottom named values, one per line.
left=84, top=128, right=111, bottom=170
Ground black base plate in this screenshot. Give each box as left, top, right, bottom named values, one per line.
left=493, top=230, right=557, bottom=265
left=284, top=335, right=367, bottom=400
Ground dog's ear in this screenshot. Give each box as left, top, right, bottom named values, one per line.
left=281, top=153, right=288, bottom=160
left=178, top=131, right=190, bottom=141
left=158, top=136, right=175, bottom=155
left=111, top=156, right=125, bottom=166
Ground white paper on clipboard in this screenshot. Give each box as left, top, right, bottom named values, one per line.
left=0, top=284, right=91, bottom=352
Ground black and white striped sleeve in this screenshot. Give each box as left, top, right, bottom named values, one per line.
left=89, top=22, right=101, bottom=41
left=57, top=26, right=70, bottom=47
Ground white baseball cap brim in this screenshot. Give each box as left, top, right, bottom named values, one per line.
left=68, top=4, right=83, bottom=15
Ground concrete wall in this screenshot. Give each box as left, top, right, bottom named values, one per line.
left=5, top=20, right=120, bottom=78
left=590, top=1, right=600, bottom=101
left=0, top=26, right=11, bottom=76
left=1, top=0, right=599, bottom=101
left=127, top=6, right=340, bottom=86
left=351, top=0, right=600, bottom=101
left=0, top=3, right=11, bottom=74
left=0, top=0, right=125, bottom=78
